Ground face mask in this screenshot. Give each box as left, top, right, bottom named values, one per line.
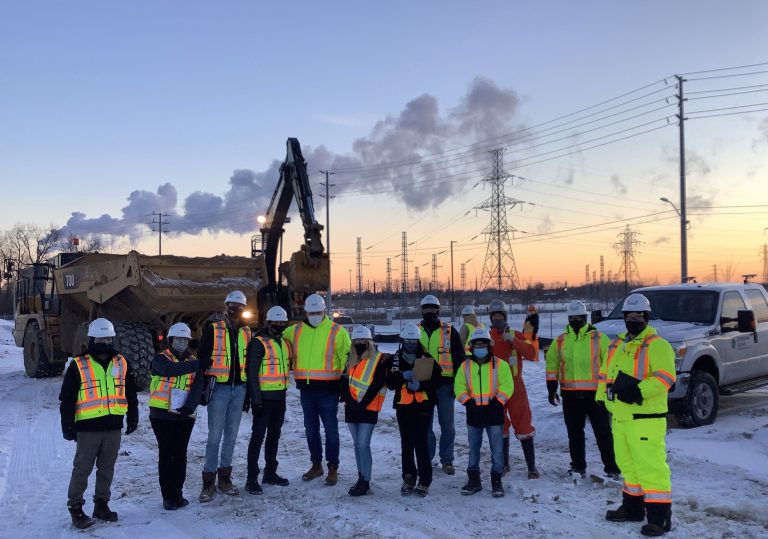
left=422, top=312, right=438, bottom=323
left=171, top=337, right=189, bottom=354
left=624, top=320, right=647, bottom=336
left=569, top=319, right=586, bottom=333
left=226, top=305, right=244, bottom=319
left=307, top=315, right=324, bottom=327
left=473, top=348, right=489, bottom=359
left=269, top=324, right=285, bottom=337
left=491, top=318, right=506, bottom=331
left=90, top=342, right=114, bottom=356
left=402, top=341, right=419, bottom=355
left=354, top=343, right=368, bottom=356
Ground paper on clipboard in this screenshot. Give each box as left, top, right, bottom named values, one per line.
left=170, top=388, right=189, bottom=411
left=412, top=356, right=435, bottom=382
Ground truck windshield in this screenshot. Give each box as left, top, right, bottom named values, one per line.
left=606, top=290, right=719, bottom=324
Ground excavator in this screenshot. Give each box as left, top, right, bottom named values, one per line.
left=11, top=138, right=329, bottom=389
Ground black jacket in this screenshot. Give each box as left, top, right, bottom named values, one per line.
left=197, top=316, right=248, bottom=385
left=385, top=351, right=442, bottom=411
left=341, top=353, right=389, bottom=425
left=419, top=318, right=466, bottom=384
left=246, top=330, right=288, bottom=406
left=148, top=348, right=204, bottom=422
left=59, top=348, right=139, bottom=435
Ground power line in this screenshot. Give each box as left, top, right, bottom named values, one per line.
left=680, top=61, right=768, bottom=76
left=686, top=69, right=768, bottom=81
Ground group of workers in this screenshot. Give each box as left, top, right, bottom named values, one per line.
left=59, top=290, right=675, bottom=537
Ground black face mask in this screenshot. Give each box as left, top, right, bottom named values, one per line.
left=422, top=312, right=438, bottom=323
left=569, top=319, right=586, bottom=333
left=624, top=320, right=647, bottom=336
left=89, top=342, right=115, bottom=356
left=491, top=318, right=506, bottom=331
left=226, top=306, right=243, bottom=319
left=402, top=341, right=419, bottom=355
left=268, top=324, right=285, bottom=337
left=354, top=343, right=368, bottom=356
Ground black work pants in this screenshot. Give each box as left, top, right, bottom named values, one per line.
left=562, top=391, right=619, bottom=474
left=247, top=398, right=286, bottom=479
left=150, top=418, right=195, bottom=501
left=396, top=407, right=433, bottom=486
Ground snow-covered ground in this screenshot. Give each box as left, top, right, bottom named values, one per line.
left=1, top=318, right=767, bottom=538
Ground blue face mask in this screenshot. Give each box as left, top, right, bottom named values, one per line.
left=473, top=348, right=489, bottom=359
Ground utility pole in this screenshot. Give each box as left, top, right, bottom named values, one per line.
left=713, top=264, right=718, bottom=282
left=319, top=170, right=335, bottom=314
left=356, top=237, right=363, bottom=297
left=401, top=232, right=409, bottom=307
left=150, top=211, right=169, bottom=255
left=450, top=240, right=456, bottom=321
left=675, top=75, right=689, bottom=283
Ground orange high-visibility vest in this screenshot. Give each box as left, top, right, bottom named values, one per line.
left=347, top=352, right=386, bottom=412
left=255, top=335, right=290, bottom=391
left=74, top=354, right=128, bottom=421
left=148, top=349, right=196, bottom=410
left=419, top=322, right=454, bottom=377
left=205, top=320, right=251, bottom=382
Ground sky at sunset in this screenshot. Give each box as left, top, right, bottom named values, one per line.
left=2, top=1, right=767, bottom=293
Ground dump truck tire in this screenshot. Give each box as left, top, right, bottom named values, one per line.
left=113, top=322, right=154, bottom=391
left=23, top=321, right=59, bottom=378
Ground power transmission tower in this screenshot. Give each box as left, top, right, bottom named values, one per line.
left=761, top=244, right=768, bottom=284
left=356, top=237, right=363, bottom=296
left=614, top=225, right=642, bottom=294
left=460, top=263, right=466, bottom=291
left=386, top=258, right=392, bottom=293
left=585, top=264, right=590, bottom=285
left=431, top=253, right=442, bottom=291
left=400, top=232, right=409, bottom=305
left=712, top=264, right=719, bottom=282
left=149, top=211, right=169, bottom=255
left=599, top=255, right=605, bottom=282
left=476, top=148, right=523, bottom=291
left=414, top=266, right=421, bottom=294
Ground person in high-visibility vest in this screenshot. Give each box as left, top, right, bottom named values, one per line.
left=284, top=293, right=351, bottom=486
left=148, top=322, right=204, bottom=511
left=458, top=305, right=483, bottom=353
left=487, top=299, right=539, bottom=478
left=455, top=327, right=514, bottom=498
left=386, top=323, right=443, bottom=497
left=545, top=301, right=620, bottom=481
left=523, top=304, right=540, bottom=357
left=598, top=293, right=676, bottom=537
left=418, top=294, right=465, bottom=476
left=244, top=306, right=292, bottom=495
left=59, top=318, right=139, bottom=530
left=197, top=290, right=252, bottom=502
left=340, top=325, right=388, bottom=496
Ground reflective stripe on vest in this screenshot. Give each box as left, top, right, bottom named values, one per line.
left=555, top=330, right=602, bottom=390
left=419, top=322, right=453, bottom=377
left=149, top=349, right=196, bottom=410
left=604, top=334, right=661, bottom=384
left=292, top=322, right=343, bottom=380
left=348, top=352, right=386, bottom=412
left=205, top=321, right=251, bottom=382
left=256, top=336, right=290, bottom=391
left=460, top=358, right=503, bottom=405
left=74, top=355, right=128, bottom=421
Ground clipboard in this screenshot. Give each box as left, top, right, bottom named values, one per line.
left=412, top=356, right=435, bottom=382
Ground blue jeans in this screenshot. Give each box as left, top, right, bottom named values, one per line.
left=467, top=424, right=504, bottom=475
left=204, top=383, right=247, bottom=473
left=347, top=422, right=375, bottom=481
left=300, top=390, right=340, bottom=465
left=428, top=382, right=456, bottom=464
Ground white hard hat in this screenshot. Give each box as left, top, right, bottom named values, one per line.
left=488, top=299, right=507, bottom=314
left=266, top=305, right=289, bottom=322
left=566, top=300, right=589, bottom=317
left=622, top=293, right=652, bottom=312
left=303, top=293, right=326, bottom=312
left=224, top=290, right=247, bottom=306
left=400, top=322, right=422, bottom=340
left=461, top=305, right=476, bottom=316
left=351, top=325, right=372, bottom=341
left=88, top=318, right=116, bottom=338
left=167, top=322, right=192, bottom=339
left=469, top=327, right=492, bottom=344
left=420, top=294, right=440, bottom=307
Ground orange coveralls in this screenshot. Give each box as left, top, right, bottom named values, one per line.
left=490, top=328, right=536, bottom=439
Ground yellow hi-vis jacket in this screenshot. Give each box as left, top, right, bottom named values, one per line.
left=454, top=357, right=514, bottom=406
left=149, top=349, right=196, bottom=410
left=286, top=316, right=351, bottom=382
left=74, top=354, right=128, bottom=421
left=204, top=320, right=252, bottom=382
left=545, top=325, right=610, bottom=391
left=419, top=321, right=455, bottom=378
left=597, top=325, right=676, bottom=416
left=253, top=335, right=291, bottom=391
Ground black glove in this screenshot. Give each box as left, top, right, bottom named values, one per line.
left=464, top=398, right=476, bottom=408
left=243, top=395, right=251, bottom=413
left=547, top=380, right=560, bottom=406
left=176, top=406, right=194, bottom=416
left=125, top=420, right=138, bottom=435
left=616, top=384, right=644, bottom=405
left=63, top=428, right=77, bottom=442
left=489, top=398, right=504, bottom=409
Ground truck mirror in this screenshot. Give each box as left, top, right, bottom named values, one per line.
left=737, top=310, right=756, bottom=334
left=591, top=310, right=603, bottom=324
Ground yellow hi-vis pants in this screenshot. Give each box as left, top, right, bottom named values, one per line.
left=612, top=416, right=672, bottom=504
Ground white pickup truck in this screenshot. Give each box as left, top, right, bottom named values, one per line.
left=594, top=283, right=768, bottom=427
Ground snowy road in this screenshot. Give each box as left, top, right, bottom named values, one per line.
left=1, top=320, right=767, bottom=538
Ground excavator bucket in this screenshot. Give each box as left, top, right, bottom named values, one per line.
left=281, top=247, right=330, bottom=292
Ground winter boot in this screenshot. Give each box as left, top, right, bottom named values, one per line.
left=217, top=466, right=239, bottom=495
left=348, top=475, right=371, bottom=497
left=641, top=503, right=672, bottom=536
left=92, top=499, right=118, bottom=522
left=263, top=467, right=290, bottom=486
left=325, top=463, right=339, bottom=486
left=521, top=438, right=540, bottom=479
left=606, top=492, right=646, bottom=522
left=491, top=472, right=505, bottom=498
left=68, top=504, right=93, bottom=530
left=461, top=471, right=482, bottom=495
left=568, top=467, right=587, bottom=483
left=414, top=483, right=429, bottom=497
left=175, top=496, right=189, bottom=508
left=441, top=462, right=456, bottom=475
left=163, top=498, right=180, bottom=511
left=199, top=471, right=216, bottom=502
left=502, top=436, right=511, bottom=474
left=245, top=478, right=263, bottom=495
left=302, top=461, right=324, bottom=481
left=400, top=474, right=416, bottom=496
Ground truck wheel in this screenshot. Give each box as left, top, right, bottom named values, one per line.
left=113, top=322, right=154, bottom=391
left=674, top=370, right=719, bottom=428
left=22, top=321, right=58, bottom=378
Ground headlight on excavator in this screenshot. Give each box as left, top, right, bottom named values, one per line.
left=242, top=310, right=253, bottom=320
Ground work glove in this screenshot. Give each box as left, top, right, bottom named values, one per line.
left=125, top=420, right=138, bottom=435
left=464, top=398, right=476, bottom=408
left=402, top=370, right=414, bottom=381
left=546, top=380, right=560, bottom=406
left=176, top=406, right=194, bottom=417
left=615, top=384, right=643, bottom=405
left=62, top=428, right=77, bottom=442
left=406, top=380, right=420, bottom=391
left=489, top=398, right=503, bottom=409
